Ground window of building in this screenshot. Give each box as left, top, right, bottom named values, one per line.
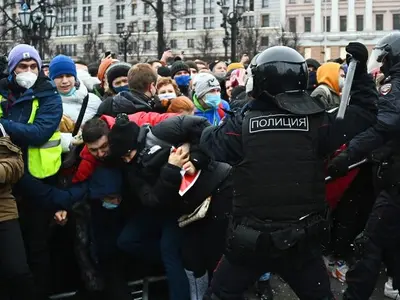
left=304, top=16, right=311, bottom=32
left=185, top=18, right=196, bottom=30
left=185, top=0, right=196, bottom=15
left=261, top=15, right=269, bottom=27
left=304, top=0, right=312, bottom=3
left=82, top=0, right=90, bottom=4
left=323, top=16, right=330, bottom=32
left=131, top=21, right=138, bottom=31
left=170, top=39, right=177, bottom=49
left=98, top=23, right=103, bottom=34
left=356, top=15, right=363, bottom=31
left=260, top=36, right=269, bottom=47
left=289, top=0, right=296, bottom=4
left=203, top=0, right=213, bottom=14
left=304, top=47, right=311, bottom=59
left=144, top=3, right=150, bottom=14
left=262, top=0, right=268, bottom=8
left=82, top=6, right=91, bottom=22
left=243, top=0, right=254, bottom=11
left=144, top=41, right=151, bottom=50
left=187, top=39, right=194, bottom=48
left=394, top=14, right=400, bottom=30
left=171, top=19, right=177, bottom=31
left=144, top=20, right=150, bottom=32
left=73, top=25, right=77, bottom=35
left=116, top=5, right=125, bottom=20
left=340, top=16, right=347, bottom=31
left=116, top=23, right=124, bottom=34
left=340, top=46, right=346, bottom=59
left=249, top=16, right=254, bottom=27
left=376, top=14, right=383, bottom=31
left=98, top=5, right=103, bottom=17
left=203, top=17, right=209, bottom=29
left=131, top=3, right=137, bottom=15
left=289, top=17, right=296, bottom=32
left=203, top=16, right=215, bottom=29
left=210, top=16, right=214, bottom=28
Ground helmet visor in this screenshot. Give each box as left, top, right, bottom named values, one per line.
left=367, top=47, right=387, bottom=74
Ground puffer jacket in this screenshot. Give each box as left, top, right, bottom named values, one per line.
left=0, top=136, right=24, bottom=222
left=60, top=83, right=102, bottom=152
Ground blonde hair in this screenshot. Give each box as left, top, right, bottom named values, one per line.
left=156, top=77, right=180, bottom=95
left=167, top=96, right=195, bottom=114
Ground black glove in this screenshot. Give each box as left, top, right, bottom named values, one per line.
left=327, top=150, right=350, bottom=178
left=346, top=42, right=368, bottom=76
left=190, top=145, right=210, bottom=170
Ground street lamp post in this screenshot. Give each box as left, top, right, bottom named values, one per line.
left=18, top=1, right=57, bottom=59
left=119, top=25, right=133, bottom=62
left=218, top=0, right=244, bottom=62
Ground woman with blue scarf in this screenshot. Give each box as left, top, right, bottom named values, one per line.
left=49, top=55, right=102, bottom=151
left=192, top=73, right=230, bottom=125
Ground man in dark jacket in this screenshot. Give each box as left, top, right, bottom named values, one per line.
left=97, top=63, right=163, bottom=116
left=0, top=44, right=63, bottom=299
left=328, top=33, right=400, bottom=300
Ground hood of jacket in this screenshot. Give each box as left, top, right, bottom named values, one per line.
left=77, top=69, right=101, bottom=92
left=110, top=90, right=153, bottom=116
left=316, top=62, right=341, bottom=95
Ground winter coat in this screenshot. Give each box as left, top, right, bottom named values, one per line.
left=60, top=83, right=102, bottom=152
left=77, top=69, right=101, bottom=93
left=97, top=90, right=154, bottom=117
left=72, top=111, right=179, bottom=183
left=0, top=74, right=62, bottom=156
left=0, top=137, right=24, bottom=222
left=124, top=115, right=211, bottom=209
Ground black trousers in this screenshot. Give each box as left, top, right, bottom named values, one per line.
left=205, top=241, right=333, bottom=300
left=344, top=190, right=400, bottom=300
left=0, top=219, right=35, bottom=300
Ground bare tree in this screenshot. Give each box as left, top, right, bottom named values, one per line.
left=237, top=27, right=261, bottom=57
left=196, top=29, right=215, bottom=60
left=83, top=30, right=101, bottom=62
left=272, top=25, right=301, bottom=51
left=140, top=0, right=183, bottom=58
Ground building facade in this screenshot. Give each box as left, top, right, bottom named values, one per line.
left=2, top=0, right=400, bottom=62
left=52, top=0, right=283, bottom=61
left=284, top=0, right=400, bottom=62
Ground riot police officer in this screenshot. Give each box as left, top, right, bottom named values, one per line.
left=201, top=46, right=335, bottom=300
left=329, top=32, right=400, bottom=300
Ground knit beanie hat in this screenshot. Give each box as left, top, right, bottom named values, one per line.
left=170, top=61, right=190, bottom=78
left=97, top=57, right=119, bottom=86
left=106, top=62, right=131, bottom=88
left=193, top=73, right=221, bottom=99
left=158, top=66, right=171, bottom=77
left=109, top=113, right=140, bottom=158
left=49, top=55, right=77, bottom=80
left=8, top=44, right=42, bottom=73
left=185, top=60, right=199, bottom=72
left=227, top=62, right=244, bottom=73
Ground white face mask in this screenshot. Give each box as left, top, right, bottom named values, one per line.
left=158, top=92, right=177, bottom=100
left=15, top=71, right=38, bottom=89
left=338, top=76, right=345, bottom=90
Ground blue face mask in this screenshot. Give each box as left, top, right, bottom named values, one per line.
left=102, top=201, right=119, bottom=210
left=60, top=87, right=76, bottom=97
left=175, top=75, right=191, bottom=87
left=204, top=93, right=222, bottom=108
left=114, top=85, right=129, bottom=93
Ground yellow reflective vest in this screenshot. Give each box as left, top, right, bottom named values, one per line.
left=0, top=95, right=62, bottom=179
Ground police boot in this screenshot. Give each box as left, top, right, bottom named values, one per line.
left=256, top=279, right=274, bottom=300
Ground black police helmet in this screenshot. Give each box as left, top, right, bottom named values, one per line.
left=368, top=32, right=400, bottom=75
left=251, top=46, right=308, bottom=98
